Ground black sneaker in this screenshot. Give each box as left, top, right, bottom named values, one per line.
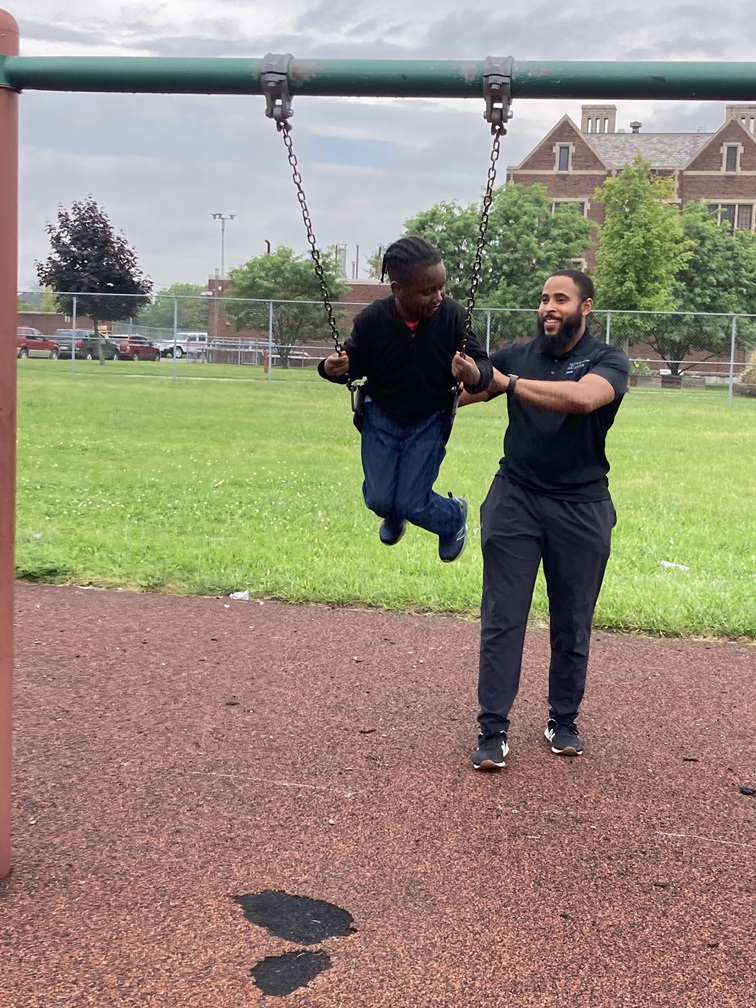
left=472, top=730, right=509, bottom=770
left=379, top=519, right=407, bottom=546
left=439, top=495, right=468, bottom=563
left=544, top=719, right=584, bottom=756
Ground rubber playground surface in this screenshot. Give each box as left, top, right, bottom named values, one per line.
left=2, top=582, right=754, bottom=1007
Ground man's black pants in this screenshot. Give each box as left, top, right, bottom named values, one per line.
left=478, top=474, right=616, bottom=735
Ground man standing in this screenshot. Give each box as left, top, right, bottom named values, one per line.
left=459, top=270, right=629, bottom=770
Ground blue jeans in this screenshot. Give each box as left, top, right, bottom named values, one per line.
left=360, top=400, right=461, bottom=538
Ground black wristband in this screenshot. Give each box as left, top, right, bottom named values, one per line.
left=463, top=375, right=488, bottom=395
left=506, top=374, right=519, bottom=396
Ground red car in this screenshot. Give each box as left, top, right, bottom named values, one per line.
left=114, top=335, right=161, bottom=361
left=17, top=328, right=60, bottom=359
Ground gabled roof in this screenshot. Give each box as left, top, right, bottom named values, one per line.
left=588, top=132, right=712, bottom=169
left=515, top=115, right=606, bottom=172
left=683, top=114, right=756, bottom=170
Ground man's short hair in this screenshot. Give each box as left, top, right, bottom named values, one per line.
left=549, top=269, right=595, bottom=303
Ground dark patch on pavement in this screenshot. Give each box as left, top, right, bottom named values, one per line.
left=250, top=950, right=331, bottom=996
left=234, top=890, right=355, bottom=944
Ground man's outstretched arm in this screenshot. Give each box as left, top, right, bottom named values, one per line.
left=459, top=367, right=620, bottom=414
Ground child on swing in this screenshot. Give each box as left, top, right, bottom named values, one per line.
left=318, top=236, right=492, bottom=562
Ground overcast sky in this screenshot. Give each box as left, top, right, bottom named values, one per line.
left=12, top=0, right=756, bottom=292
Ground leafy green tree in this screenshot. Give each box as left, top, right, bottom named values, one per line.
left=593, top=158, right=694, bottom=373
left=36, top=197, right=152, bottom=341
left=402, top=184, right=594, bottom=309
left=17, top=286, right=60, bottom=312
left=39, top=288, right=59, bottom=312
left=593, top=157, right=691, bottom=313
left=225, top=247, right=349, bottom=366
left=136, top=283, right=209, bottom=331
left=655, top=200, right=756, bottom=372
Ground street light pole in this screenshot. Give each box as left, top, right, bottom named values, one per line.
left=210, top=213, right=234, bottom=342
left=211, top=212, right=235, bottom=278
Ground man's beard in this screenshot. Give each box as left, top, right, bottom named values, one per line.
left=536, top=310, right=583, bottom=355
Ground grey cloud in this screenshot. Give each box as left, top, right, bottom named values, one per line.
left=17, top=19, right=114, bottom=47
left=17, top=0, right=756, bottom=291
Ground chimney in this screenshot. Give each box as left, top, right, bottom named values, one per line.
left=630, top=121, right=642, bottom=133
left=581, top=105, right=617, bottom=134
left=726, top=104, right=756, bottom=134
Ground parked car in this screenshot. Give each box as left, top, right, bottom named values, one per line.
left=114, top=335, right=161, bottom=361
left=17, top=328, right=60, bottom=359
left=85, top=337, right=121, bottom=360
left=153, top=332, right=209, bottom=359
left=51, top=328, right=121, bottom=361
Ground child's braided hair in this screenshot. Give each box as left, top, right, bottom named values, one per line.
left=380, top=236, right=442, bottom=284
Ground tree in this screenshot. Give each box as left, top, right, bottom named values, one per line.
left=401, top=184, right=594, bottom=309
left=17, top=286, right=58, bottom=312
left=39, top=288, right=59, bottom=312
left=593, top=157, right=691, bottom=313
left=593, top=158, right=694, bottom=373
left=36, top=197, right=153, bottom=345
left=225, top=247, right=349, bottom=366
left=651, top=200, right=756, bottom=372
left=136, top=283, right=210, bottom=331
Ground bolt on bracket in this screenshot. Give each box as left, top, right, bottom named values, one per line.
left=483, top=56, right=514, bottom=134
left=262, top=52, right=294, bottom=129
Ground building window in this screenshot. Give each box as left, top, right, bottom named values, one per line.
left=720, top=204, right=736, bottom=228
left=552, top=201, right=586, bottom=216
left=557, top=145, right=571, bottom=171
left=737, top=204, right=753, bottom=229
left=708, top=202, right=754, bottom=230
left=725, top=145, right=739, bottom=172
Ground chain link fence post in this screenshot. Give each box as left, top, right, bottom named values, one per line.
left=267, top=299, right=274, bottom=384
left=728, top=315, right=737, bottom=406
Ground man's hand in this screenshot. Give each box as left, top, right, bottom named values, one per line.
left=451, top=351, right=481, bottom=388
left=324, top=349, right=350, bottom=378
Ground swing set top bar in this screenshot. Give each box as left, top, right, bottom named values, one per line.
left=4, top=56, right=756, bottom=100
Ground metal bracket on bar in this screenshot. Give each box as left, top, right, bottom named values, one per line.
left=262, top=52, right=294, bottom=129
left=483, top=56, right=514, bottom=134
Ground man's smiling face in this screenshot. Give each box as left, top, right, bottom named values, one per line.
left=536, top=275, right=593, bottom=355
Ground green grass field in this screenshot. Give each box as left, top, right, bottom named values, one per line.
left=14, top=359, right=756, bottom=639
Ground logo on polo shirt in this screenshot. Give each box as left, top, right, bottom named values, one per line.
left=565, top=358, right=590, bottom=377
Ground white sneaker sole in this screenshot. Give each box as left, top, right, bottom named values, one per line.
left=473, top=757, right=507, bottom=770
left=473, top=744, right=510, bottom=770
left=544, top=726, right=583, bottom=756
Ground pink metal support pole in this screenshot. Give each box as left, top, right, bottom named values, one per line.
left=0, top=8, right=19, bottom=880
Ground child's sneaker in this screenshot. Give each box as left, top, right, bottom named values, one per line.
left=439, top=496, right=467, bottom=563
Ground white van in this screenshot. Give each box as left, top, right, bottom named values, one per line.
left=156, top=332, right=209, bottom=358
left=177, top=332, right=209, bottom=358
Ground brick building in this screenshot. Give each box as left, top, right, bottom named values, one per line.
left=508, top=103, right=756, bottom=266
left=204, top=274, right=388, bottom=346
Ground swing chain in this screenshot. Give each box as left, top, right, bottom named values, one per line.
left=262, top=54, right=344, bottom=353
left=463, top=125, right=501, bottom=352
left=461, top=56, right=513, bottom=352
left=279, top=124, right=344, bottom=353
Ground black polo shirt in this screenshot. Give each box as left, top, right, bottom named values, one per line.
left=490, top=328, right=629, bottom=501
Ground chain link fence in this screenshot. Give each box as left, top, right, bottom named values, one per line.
left=16, top=290, right=756, bottom=399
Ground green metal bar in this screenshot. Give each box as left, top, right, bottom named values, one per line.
left=3, top=56, right=756, bottom=100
